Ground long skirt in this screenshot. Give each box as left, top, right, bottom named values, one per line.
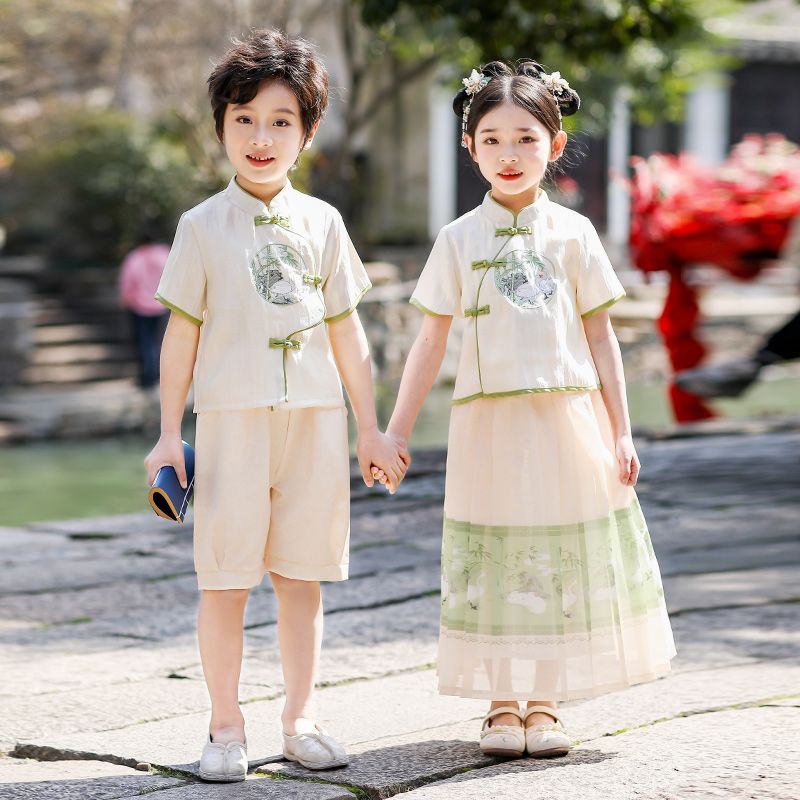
left=438, top=391, right=676, bottom=701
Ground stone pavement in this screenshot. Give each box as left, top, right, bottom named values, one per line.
left=1, top=428, right=799, bottom=799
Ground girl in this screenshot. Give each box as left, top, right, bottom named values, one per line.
left=384, top=60, right=676, bottom=758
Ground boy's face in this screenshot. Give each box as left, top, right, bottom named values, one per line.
left=222, top=80, right=315, bottom=202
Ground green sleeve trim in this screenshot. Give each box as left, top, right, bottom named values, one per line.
left=324, top=283, right=372, bottom=323
left=453, top=385, right=601, bottom=406
left=580, top=292, right=626, bottom=320
left=409, top=297, right=450, bottom=317
left=155, top=293, right=202, bottom=326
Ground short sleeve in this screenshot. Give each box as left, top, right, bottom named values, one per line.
left=155, top=214, right=207, bottom=326
left=321, top=212, right=372, bottom=323
left=576, top=219, right=626, bottom=319
left=410, top=228, right=461, bottom=317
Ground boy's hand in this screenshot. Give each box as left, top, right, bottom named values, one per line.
left=370, top=432, right=411, bottom=493
left=616, top=434, right=640, bottom=486
left=357, top=429, right=409, bottom=494
left=145, top=433, right=187, bottom=488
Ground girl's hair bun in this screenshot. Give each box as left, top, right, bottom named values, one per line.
left=452, top=86, right=469, bottom=119
left=517, top=59, right=581, bottom=117
left=557, top=87, right=581, bottom=117
left=516, top=60, right=546, bottom=79
left=452, top=61, right=510, bottom=117
left=481, top=60, right=513, bottom=79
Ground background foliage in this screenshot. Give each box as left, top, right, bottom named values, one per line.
left=0, top=0, right=746, bottom=265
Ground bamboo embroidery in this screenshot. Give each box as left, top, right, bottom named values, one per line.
left=494, top=249, right=556, bottom=310
left=250, top=243, right=310, bottom=305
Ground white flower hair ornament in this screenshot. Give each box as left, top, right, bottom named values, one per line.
left=541, top=70, right=571, bottom=97
left=537, top=69, right=576, bottom=120
left=461, top=69, right=491, bottom=148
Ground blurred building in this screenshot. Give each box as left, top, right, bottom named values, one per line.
left=330, top=1, right=800, bottom=252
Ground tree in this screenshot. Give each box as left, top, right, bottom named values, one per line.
left=355, top=0, right=741, bottom=130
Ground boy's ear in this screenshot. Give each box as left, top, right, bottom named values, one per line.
left=303, top=121, right=321, bottom=150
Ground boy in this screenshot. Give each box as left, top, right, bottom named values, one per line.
left=145, top=29, right=408, bottom=781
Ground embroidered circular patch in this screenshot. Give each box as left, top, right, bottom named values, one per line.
left=250, top=244, right=309, bottom=305
left=494, top=249, right=556, bottom=309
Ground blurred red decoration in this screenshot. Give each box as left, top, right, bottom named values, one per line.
left=627, top=134, right=800, bottom=421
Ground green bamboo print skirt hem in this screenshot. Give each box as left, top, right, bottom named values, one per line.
left=438, top=391, right=676, bottom=700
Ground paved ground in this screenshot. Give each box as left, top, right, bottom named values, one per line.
left=1, top=426, right=799, bottom=799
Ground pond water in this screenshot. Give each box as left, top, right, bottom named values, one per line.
left=1, top=376, right=798, bottom=527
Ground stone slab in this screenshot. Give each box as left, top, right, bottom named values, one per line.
left=658, top=538, right=800, bottom=577
left=398, top=706, right=800, bottom=800
left=0, top=757, right=185, bottom=799
left=0, top=592, right=442, bottom=743
left=259, top=662, right=800, bottom=796
left=0, top=535, right=436, bottom=635
left=148, top=776, right=356, bottom=798
left=663, top=565, right=800, bottom=614
left=0, top=641, right=201, bottom=697
left=4, top=584, right=796, bottom=745
left=645, top=504, right=799, bottom=557
left=1, top=553, right=186, bottom=595
left=562, top=661, right=800, bottom=742
left=27, top=513, right=183, bottom=538
left=173, top=593, right=441, bottom=687
left=16, top=656, right=800, bottom=784
left=670, top=599, right=800, bottom=669
left=259, top=726, right=493, bottom=798
left=15, top=669, right=486, bottom=776
left=0, top=528, right=70, bottom=557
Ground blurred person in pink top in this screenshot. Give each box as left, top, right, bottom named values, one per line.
left=118, top=223, right=170, bottom=388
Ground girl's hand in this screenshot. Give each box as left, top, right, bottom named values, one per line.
left=370, top=432, right=411, bottom=493
left=145, top=433, right=187, bottom=488
left=615, top=434, right=640, bottom=486
left=357, top=428, right=408, bottom=494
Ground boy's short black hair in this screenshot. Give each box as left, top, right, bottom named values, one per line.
left=207, top=28, right=329, bottom=143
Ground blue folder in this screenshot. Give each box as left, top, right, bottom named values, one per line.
left=148, top=441, right=195, bottom=523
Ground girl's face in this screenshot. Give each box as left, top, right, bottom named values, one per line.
left=465, top=100, right=567, bottom=212
left=222, top=80, right=317, bottom=203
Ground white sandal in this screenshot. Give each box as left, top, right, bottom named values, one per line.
left=479, top=706, right=525, bottom=759
left=198, top=735, right=248, bottom=782
left=523, top=705, right=571, bottom=758
left=282, top=725, right=349, bottom=770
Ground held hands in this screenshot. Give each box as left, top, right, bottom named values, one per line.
left=145, top=433, right=188, bottom=489
left=616, top=434, right=640, bottom=486
left=357, top=428, right=410, bottom=494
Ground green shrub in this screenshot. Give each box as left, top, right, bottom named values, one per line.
left=3, top=110, right=221, bottom=268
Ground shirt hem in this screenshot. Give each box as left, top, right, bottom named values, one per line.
left=324, top=283, right=372, bottom=323
left=452, top=385, right=601, bottom=405
left=193, top=398, right=346, bottom=414
left=580, top=292, right=626, bottom=319
left=154, top=293, right=202, bottom=326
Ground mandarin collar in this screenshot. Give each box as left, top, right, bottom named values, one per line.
left=480, top=189, right=549, bottom=227
left=224, top=176, right=295, bottom=216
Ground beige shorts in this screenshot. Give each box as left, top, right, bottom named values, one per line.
left=193, top=406, right=350, bottom=590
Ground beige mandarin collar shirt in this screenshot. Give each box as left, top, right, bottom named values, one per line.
left=411, top=190, right=626, bottom=405
left=156, top=177, right=371, bottom=412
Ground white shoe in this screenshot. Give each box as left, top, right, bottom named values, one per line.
left=282, top=725, right=348, bottom=770
left=198, top=735, right=248, bottom=782
left=479, top=706, right=525, bottom=759
left=523, top=705, right=571, bottom=758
